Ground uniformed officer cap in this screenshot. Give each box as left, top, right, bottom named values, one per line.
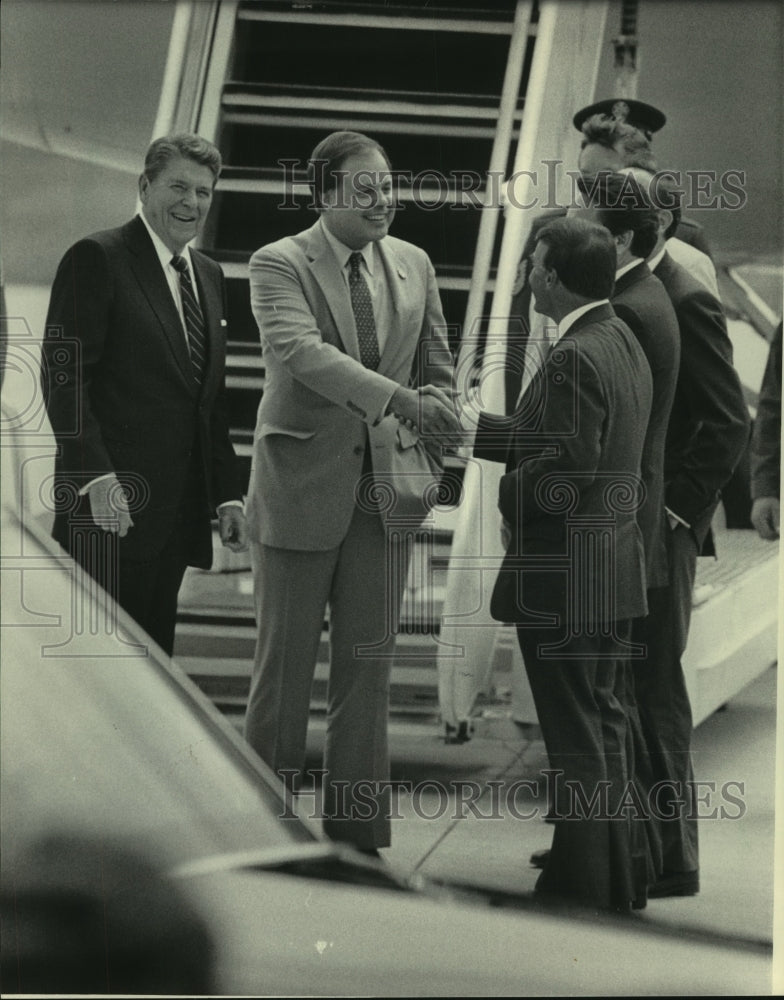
left=573, top=99, right=667, bottom=138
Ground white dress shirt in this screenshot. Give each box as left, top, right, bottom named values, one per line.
left=139, top=210, right=200, bottom=346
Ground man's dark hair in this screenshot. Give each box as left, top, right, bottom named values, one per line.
left=651, top=172, right=683, bottom=238
left=620, top=167, right=685, bottom=240
left=537, top=217, right=617, bottom=299
left=143, top=133, right=222, bottom=185
left=578, top=172, right=660, bottom=260
left=580, top=114, right=658, bottom=172
left=308, top=130, right=391, bottom=209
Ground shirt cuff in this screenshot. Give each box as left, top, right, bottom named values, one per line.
left=665, top=506, right=691, bottom=530
left=79, top=473, right=115, bottom=496
left=217, top=500, right=244, bottom=511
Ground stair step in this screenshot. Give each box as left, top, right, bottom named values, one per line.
left=236, top=2, right=521, bottom=35
left=222, top=83, right=510, bottom=121
left=174, top=622, right=449, bottom=660
left=180, top=657, right=440, bottom=686
left=224, top=79, right=510, bottom=110
left=222, top=107, right=504, bottom=141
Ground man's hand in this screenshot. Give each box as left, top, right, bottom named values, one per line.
left=88, top=475, right=133, bottom=536
left=389, top=385, right=463, bottom=447
left=218, top=505, right=249, bottom=552
left=751, top=496, right=780, bottom=540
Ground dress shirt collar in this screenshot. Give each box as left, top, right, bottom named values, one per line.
left=558, top=299, right=610, bottom=337
left=320, top=218, right=376, bottom=275
left=647, top=245, right=667, bottom=273
left=139, top=210, right=194, bottom=275
left=615, top=257, right=643, bottom=281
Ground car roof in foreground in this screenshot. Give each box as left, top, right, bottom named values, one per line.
left=0, top=503, right=318, bottom=873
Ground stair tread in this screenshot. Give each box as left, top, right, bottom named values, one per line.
left=179, top=658, right=440, bottom=682
left=223, top=81, right=510, bottom=113
left=236, top=1, right=521, bottom=31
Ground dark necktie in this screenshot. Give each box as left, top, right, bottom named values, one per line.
left=348, top=251, right=381, bottom=371
left=170, top=254, right=207, bottom=384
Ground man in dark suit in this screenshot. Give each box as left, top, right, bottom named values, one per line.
left=615, top=166, right=750, bottom=897
left=509, top=174, right=682, bottom=885
left=41, top=133, right=247, bottom=657
left=523, top=173, right=681, bottom=874
left=243, top=131, right=458, bottom=852
left=573, top=172, right=680, bottom=593
left=471, top=217, right=653, bottom=912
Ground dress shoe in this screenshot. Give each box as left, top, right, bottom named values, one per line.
left=356, top=847, right=381, bottom=858
left=647, top=870, right=699, bottom=898
left=529, top=847, right=550, bottom=869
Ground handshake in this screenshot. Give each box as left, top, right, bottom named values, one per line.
left=388, top=384, right=471, bottom=450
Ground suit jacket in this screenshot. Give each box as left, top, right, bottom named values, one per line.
left=653, top=252, right=750, bottom=552
left=41, top=216, right=242, bottom=567
left=245, top=220, right=454, bottom=550
left=750, top=321, right=782, bottom=500
left=475, top=304, right=652, bottom=627
left=674, top=215, right=713, bottom=258
left=665, top=237, right=719, bottom=298
left=612, top=261, right=680, bottom=589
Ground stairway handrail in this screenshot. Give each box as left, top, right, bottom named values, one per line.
left=457, top=0, right=532, bottom=380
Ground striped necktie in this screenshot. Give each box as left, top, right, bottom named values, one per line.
left=348, top=251, right=381, bottom=371
left=171, top=254, right=207, bottom=384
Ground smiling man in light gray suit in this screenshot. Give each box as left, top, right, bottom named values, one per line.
left=244, top=131, right=458, bottom=852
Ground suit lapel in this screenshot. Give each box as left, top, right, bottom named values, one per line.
left=305, top=223, right=361, bottom=362
left=123, top=218, right=197, bottom=394
left=375, top=239, right=412, bottom=376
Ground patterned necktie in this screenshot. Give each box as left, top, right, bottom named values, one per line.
left=348, top=251, right=381, bottom=371
left=170, top=254, right=207, bottom=384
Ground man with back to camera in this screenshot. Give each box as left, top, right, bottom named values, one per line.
left=467, top=217, right=653, bottom=911
left=41, top=133, right=247, bottom=658
left=243, top=130, right=459, bottom=853
left=565, top=172, right=683, bottom=888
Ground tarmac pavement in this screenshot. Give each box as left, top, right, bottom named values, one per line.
left=299, top=663, right=780, bottom=970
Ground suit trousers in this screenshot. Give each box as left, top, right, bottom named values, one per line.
left=67, top=483, right=205, bottom=659
left=244, top=504, right=412, bottom=849
left=631, top=524, right=700, bottom=876
left=517, top=622, right=643, bottom=911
